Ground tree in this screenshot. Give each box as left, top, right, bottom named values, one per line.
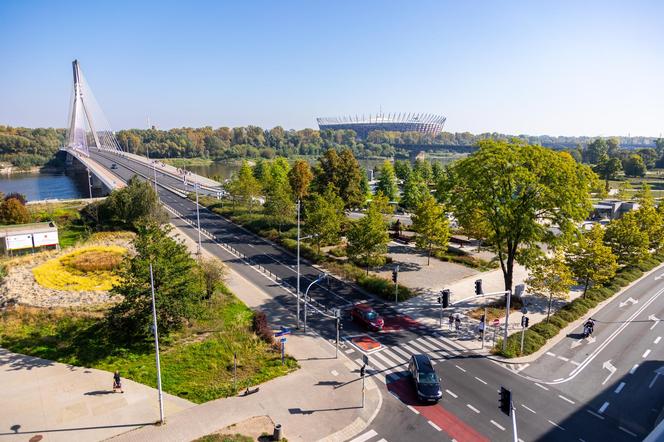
left=264, top=182, right=294, bottom=231
left=109, top=224, right=205, bottom=339
left=632, top=185, right=664, bottom=250
left=604, top=211, right=649, bottom=264
left=198, top=257, right=227, bottom=299
left=622, top=154, right=647, bottom=177
left=566, top=225, right=617, bottom=297
left=411, top=195, right=450, bottom=265
left=593, top=155, right=622, bottom=191
left=400, top=173, right=429, bottom=211
left=376, top=160, right=398, bottom=201
left=288, top=159, right=313, bottom=200
left=313, top=148, right=365, bottom=209
left=445, top=140, right=597, bottom=292
left=228, top=161, right=261, bottom=211
left=583, top=138, right=608, bottom=164
left=527, top=251, right=574, bottom=320
left=3, top=192, right=27, bottom=205
left=98, top=176, right=166, bottom=230
left=393, top=160, right=412, bottom=181
left=303, top=186, right=344, bottom=253
left=0, top=198, right=30, bottom=224
left=347, top=203, right=389, bottom=274
left=655, top=138, right=664, bottom=157
left=413, top=159, right=433, bottom=184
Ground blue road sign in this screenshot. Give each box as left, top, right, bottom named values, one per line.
left=274, top=327, right=291, bottom=337
left=280, top=337, right=287, bottom=343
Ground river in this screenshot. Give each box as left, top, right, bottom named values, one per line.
left=0, top=170, right=87, bottom=201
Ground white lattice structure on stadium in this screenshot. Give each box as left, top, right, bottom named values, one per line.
left=316, top=113, right=446, bottom=139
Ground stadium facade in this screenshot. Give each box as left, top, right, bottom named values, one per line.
left=316, top=113, right=446, bottom=139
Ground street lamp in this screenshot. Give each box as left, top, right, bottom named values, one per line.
left=303, top=273, right=326, bottom=333
left=86, top=167, right=93, bottom=199
left=195, top=182, right=202, bottom=255
left=149, top=263, right=165, bottom=424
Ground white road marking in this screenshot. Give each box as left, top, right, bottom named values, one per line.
left=558, top=395, right=575, bottom=404
left=521, top=404, right=536, bottom=414
left=570, top=360, right=581, bottom=366
left=390, top=346, right=413, bottom=360
left=408, top=339, right=433, bottom=354
left=546, top=351, right=556, bottom=357
left=490, top=420, right=506, bottom=431
left=614, top=382, right=626, bottom=394
left=331, top=370, right=338, bottom=377
left=586, top=410, right=605, bottom=420
left=643, top=349, right=652, bottom=358
left=428, top=421, right=442, bottom=431
left=534, top=383, right=549, bottom=391
left=557, top=356, right=570, bottom=362
left=650, top=314, right=660, bottom=330
left=602, top=360, right=616, bottom=385
left=445, top=389, right=458, bottom=398
left=474, top=376, right=488, bottom=385
left=467, top=404, right=480, bottom=413
left=655, top=336, right=662, bottom=344
left=348, top=430, right=377, bottom=442
left=630, top=364, right=639, bottom=374
left=548, top=420, right=565, bottom=430
left=598, top=402, right=610, bottom=413
left=345, top=349, right=354, bottom=354
left=407, top=405, right=420, bottom=414
left=619, top=426, right=638, bottom=437
left=456, top=365, right=467, bottom=373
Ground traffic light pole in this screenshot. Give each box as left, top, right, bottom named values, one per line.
left=482, top=306, right=487, bottom=349
left=511, top=405, right=518, bottom=442
left=503, top=290, right=512, bottom=353
left=335, top=314, right=340, bottom=359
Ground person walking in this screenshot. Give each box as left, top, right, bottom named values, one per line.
left=448, top=314, right=455, bottom=331
left=113, top=371, right=124, bottom=394
left=454, top=314, right=461, bottom=332
left=478, top=319, right=485, bottom=341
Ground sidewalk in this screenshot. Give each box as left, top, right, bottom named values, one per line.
left=111, top=227, right=382, bottom=442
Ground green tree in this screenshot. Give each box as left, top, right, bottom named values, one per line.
left=376, top=160, right=398, bottom=201
left=622, top=154, right=647, bottom=177
left=655, top=138, right=664, bottom=157
left=0, top=198, right=30, bottom=224
left=198, top=257, right=227, bottom=299
left=413, top=159, right=433, bottom=184
left=401, top=173, right=429, bottom=211
left=264, top=181, right=294, bottom=232
left=566, top=225, right=617, bottom=297
left=303, top=186, right=344, bottom=253
left=527, top=251, right=574, bottom=320
left=347, top=203, right=389, bottom=274
left=393, top=160, right=412, bottom=181
left=583, top=138, right=608, bottom=164
left=288, top=159, right=313, bottom=200
left=109, top=224, right=205, bottom=339
left=604, top=211, right=649, bottom=264
left=445, top=140, right=597, bottom=292
left=228, top=161, right=261, bottom=211
left=593, top=155, right=622, bottom=191
left=98, top=176, right=165, bottom=230
left=411, top=195, right=450, bottom=265
left=313, top=148, right=365, bottom=209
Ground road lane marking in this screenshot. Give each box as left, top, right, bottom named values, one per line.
left=619, top=427, right=638, bottom=437
left=557, top=356, right=569, bottom=362
left=558, top=395, right=575, bottom=404
left=407, top=405, right=420, bottom=414
left=586, top=410, right=605, bottom=420
left=348, top=430, right=377, bottom=442
left=643, top=349, right=651, bottom=358
left=521, top=404, right=536, bottom=414
left=546, top=351, right=556, bottom=357
left=614, top=382, right=626, bottom=394
left=428, top=421, right=442, bottom=431
left=630, top=364, right=639, bottom=374
left=534, top=383, right=549, bottom=391
left=467, top=404, right=480, bottom=413
left=455, top=365, right=467, bottom=373
left=490, top=420, right=505, bottom=431
left=570, top=360, right=581, bottom=366
left=548, top=420, right=565, bottom=430
left=390, top=346, right=412, bottom=360
left=474, top=376, right=488, bottom=385
left=445, top=389, right=458, bottom=398
left=655, top=336, right=661, bottom=344
left=598, top=402, right=610, bottom=413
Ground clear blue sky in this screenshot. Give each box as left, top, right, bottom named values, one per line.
left=1, top=0, right=663, bottom=136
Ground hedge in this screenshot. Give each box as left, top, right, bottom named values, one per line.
left=495, top=255, right=664, bottom=358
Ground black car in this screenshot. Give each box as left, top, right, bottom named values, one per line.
left=409, top=354, right=442, bottom=403
left=110, top=163, right=118, bottom=169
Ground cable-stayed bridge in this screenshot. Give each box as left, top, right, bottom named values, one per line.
left=62, top=60, right=222, bottom=196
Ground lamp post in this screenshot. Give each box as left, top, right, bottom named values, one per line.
left=149, top=263, right=165, bottom=424
left=86, top=167, right=93, bottom=199
left=297, top=199, right=301, bottom=329
left=195, top=182, right=202, bottom=255
left=303, top=273, right=326, bottom=333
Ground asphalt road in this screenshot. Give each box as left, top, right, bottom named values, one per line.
left=86, top=149, right=661, bottom=442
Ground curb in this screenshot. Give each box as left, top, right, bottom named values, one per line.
left=488, top=260, right=664, bottom=364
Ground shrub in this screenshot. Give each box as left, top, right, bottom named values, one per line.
left=529, top=322, right=560, bottom=340
left=357, top=274, right=413, bottom=302
left=329, top=246, right=346, bottom=257
left=612, top=276, right=630, bottom=287
left=548, top=315, right=568, bottom=329
left=496, top=330, right=546, bottom=358
left=252, top=310, right=274, bottom=345
left=553, top=309, right=576, bottom=323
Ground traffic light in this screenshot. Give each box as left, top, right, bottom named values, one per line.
left=499, top=386, right=512, bottom=416
left=521, top=316, right=529, bottom=328
left=441, top=289, right=450, bottom=308
left=392, top=269, right=398, bottom=283
left=475, top=279, right=483, bottom=295
left=360, top=365, right=366, bottom=378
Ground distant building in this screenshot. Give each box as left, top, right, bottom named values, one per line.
left=0, top=222, right=59, bottom=255
left=591, top=200, right=640, bottom=221
left=317, top=113, right=446, bottom=140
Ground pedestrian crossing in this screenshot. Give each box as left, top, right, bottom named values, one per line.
left=348, top=429, right=388, bottom=442
left=352, top=333, right=466, bottom=385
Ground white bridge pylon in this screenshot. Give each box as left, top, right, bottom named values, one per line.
left=66, top=59, right=123, bottom=156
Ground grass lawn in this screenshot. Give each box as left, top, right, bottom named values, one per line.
left=0, top=288, right=298, bottom=404
left=32, top=245, right=126, bottom=291
left=28, top=200, right=93, bottom=248
left=160, top=157, right=214, bottom=167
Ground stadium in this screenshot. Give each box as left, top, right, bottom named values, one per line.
left=316, top=113, right=446, bottom=139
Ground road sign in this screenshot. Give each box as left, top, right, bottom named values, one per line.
left=493, top=318, right=500, bottom=327
left=274, top=327, right=291, bottom=337
left=280, top=337, right=287, bottom=343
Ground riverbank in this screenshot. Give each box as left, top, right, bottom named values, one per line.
left=0, top=164, right=63, bottom=175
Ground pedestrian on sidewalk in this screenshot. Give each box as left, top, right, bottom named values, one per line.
left=478, top=320, right=485, bottom=341
left=448, top=314, right=454, bottom=330
left=454, top=314, right=461, bottom=332
left=113, top=371, right=124, bottom=393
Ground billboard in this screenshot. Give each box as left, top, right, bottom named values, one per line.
left=33, top=231, right=59, bottom=247
left=6, top=234, right=33, bottom=250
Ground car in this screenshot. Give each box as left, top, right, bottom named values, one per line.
left=409, top=354, right=442, bottom=403
left=350, top=304, right=384, bottom=331
left=110, top=163, right=118, bottom=169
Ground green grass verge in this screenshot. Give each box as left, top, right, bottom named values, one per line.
left=0, top=287, right=298, bottom=403
left=495, top=252, right=664, bottom=358
left=160, top=157, right=214, bottom=167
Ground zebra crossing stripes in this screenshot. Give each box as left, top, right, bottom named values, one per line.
left=408, top=339, right=433, bottom=354
left=347, top=429, right=389, bottom=442
left=389, top=345, right=412, bottom=360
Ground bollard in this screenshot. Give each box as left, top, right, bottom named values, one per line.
left=273, top=424, right=282, bottom=441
